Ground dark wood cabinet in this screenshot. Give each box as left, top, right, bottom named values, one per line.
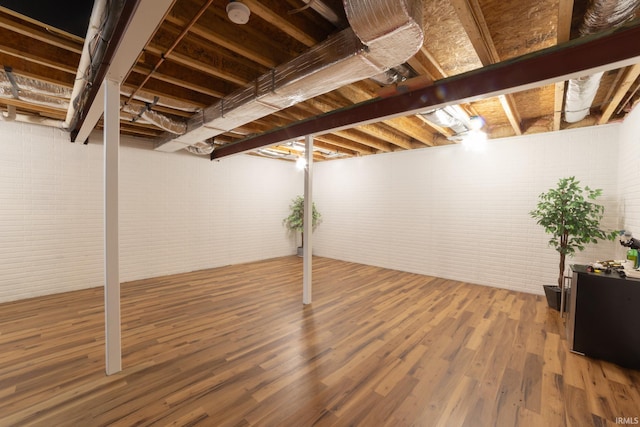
left=567, top=265, right=640, bottom=369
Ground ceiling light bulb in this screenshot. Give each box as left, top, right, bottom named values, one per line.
left=461, top=130, right=487, bottom=151
left=226, top=1, right=250, bottom=25
left=296, top=156, right=307, bottom=170
left=469, top=115, right=485, bottom=130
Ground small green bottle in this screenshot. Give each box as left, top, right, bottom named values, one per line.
left=627, top=248, right=638, bottom=268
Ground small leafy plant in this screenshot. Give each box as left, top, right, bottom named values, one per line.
left=283, top=196, right=321, bottom=247
left=530, top=176, right=617, bottom=287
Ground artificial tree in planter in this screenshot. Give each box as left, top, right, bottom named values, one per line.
left=530, top=176, right=617, bottom=309
left=283, top=195, right=321, bottom=256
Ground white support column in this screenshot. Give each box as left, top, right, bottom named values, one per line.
left=303, top=135, right=313, bottom=305
left=104, top=78, right=122, bottom=375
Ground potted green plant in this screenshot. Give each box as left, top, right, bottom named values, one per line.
left=530, top=176, right=617, bottom=309
left=283, top=195, right=322, bottom=256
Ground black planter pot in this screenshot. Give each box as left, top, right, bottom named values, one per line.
left=543, top=285, right=562, bottom=310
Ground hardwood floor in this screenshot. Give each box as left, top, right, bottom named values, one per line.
left=1, top=256, right=639, bottom=426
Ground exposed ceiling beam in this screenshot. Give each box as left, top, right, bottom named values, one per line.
left=498, top=99, right=521, bottom=135
left=355, top=123, right=414, bottom=150
left=125, top=0, right=214, bottom=105
left=331, top=129, right=392, bottom=152
left=0, top=52, right=74, bottom=87
left=71, top=0, right=175, bottom=143
left=164, top=5, right=291, bottom=68
left=451, top=0, right=522, bottom=135
left=304, top=95, right=414, bottom=150
left=554, top=0, right=574, bottom=130
left=598, top=63, right=640, bottom=124
left=407, top=46, right=446, bottom=81
left=131, top=65, right=224, bottom=98
left=386, top=116, right=436, bottom=147
left=0, top=97, right=66, bottom=116
left=335, top=83, right=436, bottom=146
left=0, top=13, right=83, bottom=54
left=315, top=134, right=376, bottom=155
left=285, top=103, right=393, bottom=152
left=144, top=44, right=249, bottom=87
left=415, top=114, right=454, bottom=138
left=498, top=95, right=522, bottom=135
left=0, top=34, right=78, bottom=74
left=211, top=22, right=640, bottom=160
left=450, top=0, right=499, bottom=65
left=557, top=0, right=575, bottom=43
left=241, top=0, right=321, bottom=47
left=553, top=82, right=565, bottom=131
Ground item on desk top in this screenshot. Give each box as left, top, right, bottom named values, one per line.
left=619, top=230, right=640, bottom=268
left=592, top=260, right=622, bottom=269
left=624, top=268, right=640, bottom=279
left=596, top=258, right=640, bottom=278
left=627, top=248, right=639, bottom=268
left=589, top=260, right=626, bottom=274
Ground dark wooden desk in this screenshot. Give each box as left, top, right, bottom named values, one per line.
left=567, top=265, right=640, bottom=369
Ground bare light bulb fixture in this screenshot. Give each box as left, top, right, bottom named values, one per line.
left=226, top=1, right=250, bottom=24
left=469, top=115, right=485, bottom=130
left=296, top=156, right=307, bottom=170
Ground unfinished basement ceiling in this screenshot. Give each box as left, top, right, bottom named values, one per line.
left=0, top=0, right=93, bottom=37
left=0, top=0, right=639, bottom=161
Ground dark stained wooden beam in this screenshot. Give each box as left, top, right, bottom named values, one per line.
left=211, top=21, right=640, bottom=160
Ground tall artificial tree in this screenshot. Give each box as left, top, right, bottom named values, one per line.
left=530, top=176, right=617, bottom=288
left=283, top=195, right=321, bottom=248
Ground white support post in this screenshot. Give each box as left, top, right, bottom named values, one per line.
left=104, top=78, right=122, bottom=375
left=303, top=135, right=313, bottom=305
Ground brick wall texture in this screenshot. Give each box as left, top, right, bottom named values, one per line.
left=1, top=106, right=638, bottom=301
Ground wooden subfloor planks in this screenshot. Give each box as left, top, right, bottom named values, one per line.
left=1, top=256, right=640, bottom=426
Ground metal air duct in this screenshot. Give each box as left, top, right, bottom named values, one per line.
left=64, top=0, right=109, bottom=130
left=0, top=68, right=70, bottom=125
left=185, top=141, right=215, bottom=155
left=156, top=0, right=424, bottom=153
left=419, top=108, right=468, bottom=134
left=291, top=0, right=348, bottom=28
left=564, top=0, right=640, bottom=123
left=121, top=103, right=187, bottom=134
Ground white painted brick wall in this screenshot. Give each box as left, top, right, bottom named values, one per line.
left=618, top=103, right=640, bottom=237
left=2, top=113, right=633, bottom=302
left=0, top=122, right=103, bottom=301
left=314, top=125, right=621, bottom=294
left=0, top=120, right=301, bottom=302
left=119, top=147, right=302, bottom=280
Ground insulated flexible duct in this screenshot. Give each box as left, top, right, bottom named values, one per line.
left=157, top=0, right=424, bottom=153
left=121, top=88, right=200, bottom=112
left=185, top=141, right=215, bottom=155
left=564, top=0, right=640, bottom=123
left=0, top=72, right=72, bottom=98
left=0, top=70, right=71, bottom=110
left=64, top=0, right=109, bottom=130
left=419, top=108, right=468, bottom=134
left=121, top=104, right=187, bottom=134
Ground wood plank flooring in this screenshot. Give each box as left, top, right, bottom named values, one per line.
left=1, top=256, right=639, bottom=426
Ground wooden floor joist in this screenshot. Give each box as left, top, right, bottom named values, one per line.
left=0, top=256, right=639, bottom=426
